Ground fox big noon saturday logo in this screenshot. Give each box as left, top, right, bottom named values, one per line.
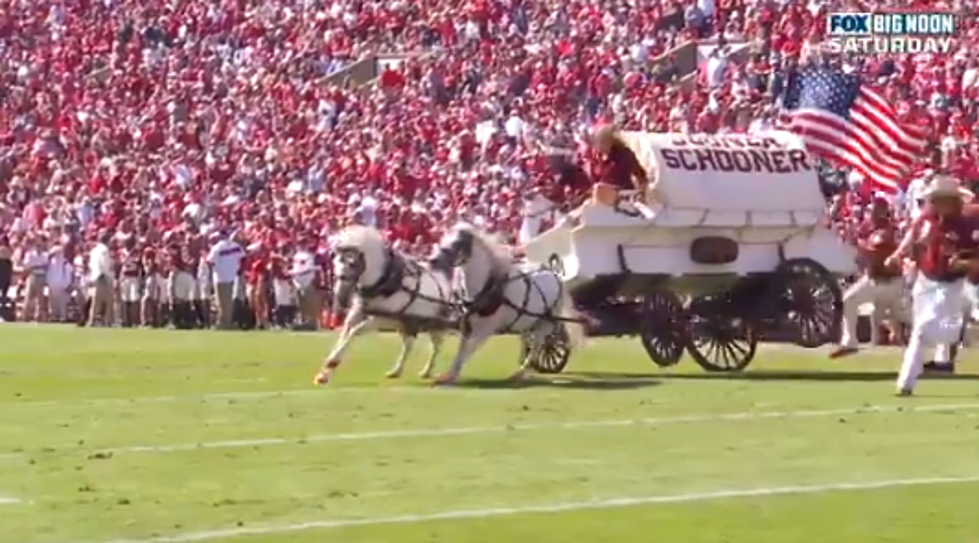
left=826, top=12, right=956, bottom=54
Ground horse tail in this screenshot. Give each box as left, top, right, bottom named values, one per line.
left=555, top=282, right=586, bottom=349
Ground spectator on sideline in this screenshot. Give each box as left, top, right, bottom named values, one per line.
left=18, top=236, right=49, bottom=322
left=142, top=248, right=165, bottom=327
left=168, top=239, right=197, bottom=330
left=0, top=237, right=12, bottom=305
left=206, top=231, right=245, bottom=330
left=195, top=257, right=213, bottom=329
left=291, top=243, right=320, bottom=329
left=117, top=239, right=144, bottom=328
left=47, top=245, right=74, bottom=322
left=87, top=232, right=114, bottom=327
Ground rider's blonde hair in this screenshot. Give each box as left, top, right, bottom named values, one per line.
left=592, top=124, right=619, bottom=147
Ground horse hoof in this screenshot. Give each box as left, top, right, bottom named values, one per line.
left=385, top=370, right=403, bottom=379
left=418, top=370, right=433, bottom=379
left=507, top=370, right=526, bottom=382
left=432, top=374, right=457, bottom=386
left=313, top=372, right=330, bottom=386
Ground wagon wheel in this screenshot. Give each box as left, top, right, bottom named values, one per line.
left=520, top=325, right=572, bottom=374
left=685, top=295, right=758, bottom=372
left=775, top=257, right=842, bottom=348
left=639, top=290, right=686, bottom=367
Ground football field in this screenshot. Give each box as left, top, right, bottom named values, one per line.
left=1, top=325, right=978, bottom=543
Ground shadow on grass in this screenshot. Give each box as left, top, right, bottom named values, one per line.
left=564, top=370, right=979, bottom=382
left=450, top=376, right=661, bottom=390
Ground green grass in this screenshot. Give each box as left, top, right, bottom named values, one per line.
left=1, top=325, right=978, bottom=543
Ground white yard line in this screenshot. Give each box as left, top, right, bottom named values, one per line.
left=0, top=495, right=21, bottom=505
left=51, top=401, right=979, bottom=457
left=2, top=385, right=523, bottom=409
left=83, top=474, right=979, bottom=543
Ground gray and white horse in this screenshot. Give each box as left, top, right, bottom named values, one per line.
left=428, top=223, right=584, bottom=384
left=313, top=225, right=455, bottom=385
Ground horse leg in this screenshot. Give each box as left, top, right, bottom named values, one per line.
left=419, top=330, right=445, bottom=379
left=434, top=318, right=498, bottom=385
left=314, top=307, right=373, bottom=385
left=386, top=328, right=416, bottom=379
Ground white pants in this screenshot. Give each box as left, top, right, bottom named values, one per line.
left=144, top=274, right=166, bottom=301
left=233, top=276, right=247, bottom=300
left=195, top=276, right=211, bottom=301
left=898, top=276, right=966, bottom=391
left=273, top=278, right=295, bottom=306
left=48, top=285, right=71, bottom=320
left=839, top=276, right=905, bottom=347
left=964, top=284, right=979, bottom=317
left=119, top=276, right=142, bottom=302
left=169, top=271, right=196, bottom=302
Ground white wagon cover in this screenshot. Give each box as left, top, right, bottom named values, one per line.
left=618, top=131, right=826, bottom=218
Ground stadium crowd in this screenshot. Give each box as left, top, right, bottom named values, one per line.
left=0, top=0, right=977, bottom=328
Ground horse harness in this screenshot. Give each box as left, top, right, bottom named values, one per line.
left=463, top=265, right=566, bottom=333
left=345, top=247, right=456, bottom=326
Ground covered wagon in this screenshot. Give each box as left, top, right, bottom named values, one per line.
left=522, top=131, right=857, bottom=372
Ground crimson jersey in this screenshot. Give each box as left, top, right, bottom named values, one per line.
left=916, top=213, right=979, bottom=281
left=119, top=253, right=143, bottom=278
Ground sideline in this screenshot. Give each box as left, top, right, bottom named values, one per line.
left=58, top=401, right=979, bottom=457
left=83, top=474, right=979, bottom=543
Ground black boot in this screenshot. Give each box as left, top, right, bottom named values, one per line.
left=194, top=300, right=209, bottom=329
left=76, top=297, right=92, bottom=327
left=171, top=302, right=186, bottom=329
left=120, top=302, right=133, bottom=328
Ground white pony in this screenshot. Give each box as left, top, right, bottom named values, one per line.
left=313, top=225, right=455, bottom=385
left=428, top=223, right=584, bottom=384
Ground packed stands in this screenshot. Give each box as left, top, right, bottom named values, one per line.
left=0, top=0, right=976, bottom=326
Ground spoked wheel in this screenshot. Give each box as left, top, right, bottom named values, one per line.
left=640, top=290, right=686, bottom=367
left=685, top=295, right=758, bottom=372
left=775, top=258, right=842, bottom=348
left=521, top=325, right=572, bottom=374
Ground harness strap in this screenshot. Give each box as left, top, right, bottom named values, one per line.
left=358, top=248, right=400, bottom=298
left=358, top=248, right=457, bottom=327
left=500, top=269, right=562, bottom=331
left=498, top=272, right=534, bottom=332
left=463, top=266, right=565, bottom=333
left=467, top=271, right=509, bottom=317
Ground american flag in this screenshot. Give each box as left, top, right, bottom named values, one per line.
left=780, top=67, right=928, bottom=194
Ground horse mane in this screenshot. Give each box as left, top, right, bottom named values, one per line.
left=335, top=225, right=386, bottom=251
left=452, top=222, right=512, bottom=268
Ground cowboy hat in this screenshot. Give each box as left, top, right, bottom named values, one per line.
left=923, top=174, right=974, bottom=201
